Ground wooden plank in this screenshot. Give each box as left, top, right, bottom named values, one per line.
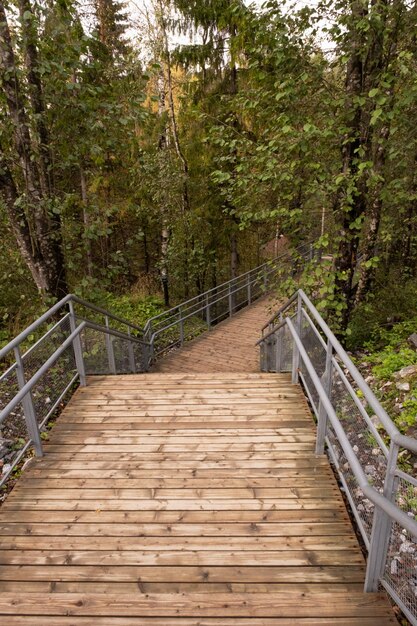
left=0, top=592, right=394, bottom=617
left=18, top=477, right=335, bottom=488
left=0, top=522, right=352, bottom=537
left=1, top=498, right=346, bottom=511
left=24, top=467, right=335, bottom=479
left=0, top=550, right=364, bottom=566
left=0, top=617, right=397, bottom=626
left=51, top=426, right=315, bottom=433
left=7, top=487, right=339, bottom=500
left=0, top=536, right=359, bottom=551
left=49, top=435, right=317, bottom=444
left=40, top=444, right=317, bottom=453
left=0, top=581, right=366, bottom=594
left=33, top=458, right=329, bottom=467
left=74, top=390, right=304, bottom=397
left=0, top=564, right=366, bottom=583
left=0, top=510, right=349, bottom=523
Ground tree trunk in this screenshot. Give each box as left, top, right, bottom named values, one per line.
left=80, top=167, right=93, bottom=278
left=157, top=0, right=190, bottom=214
left=161, top=221, right=170, bottom=307
left=157, top=68, right=171, bottom=307
left=354, top=124, right=391, bottom=305
left=18, top=0, right=52, bottom=196
left=333, top=0, right=368, bottom=329
left=0, top=147, right=51, bottom=293
left=0, top=1, right=67, bottom=300
left=230, top=229, right=239, bottom=279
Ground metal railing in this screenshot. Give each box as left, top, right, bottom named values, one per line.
left=143, top=242, right=315, bottom=358
left=258, top=290, right=417, bottom=625
left=0, top=244, right=315, bottom=487
left=0, top=295, right=151, bottom=486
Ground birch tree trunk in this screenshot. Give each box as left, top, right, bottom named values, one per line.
left=0, top=0, right=67, bottom=299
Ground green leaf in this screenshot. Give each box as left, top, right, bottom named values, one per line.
left=370, top=108, right=383, bottom=125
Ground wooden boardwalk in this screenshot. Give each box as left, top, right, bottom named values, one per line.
left=0, top=301, right=396, bottom=624
left=153, top=296, right=278, bottom=373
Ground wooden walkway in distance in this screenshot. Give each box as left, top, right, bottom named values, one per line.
left=153, top=296, right=277, bottom=373
left=0, top=299, right=396, bottom=624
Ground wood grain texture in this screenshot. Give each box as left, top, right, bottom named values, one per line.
left=0, top=301, right=395, bottom=624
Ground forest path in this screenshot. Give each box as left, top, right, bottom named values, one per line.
left=0, top=297, right=396, bottom=624
left=153, top=295, right=278, bottom=373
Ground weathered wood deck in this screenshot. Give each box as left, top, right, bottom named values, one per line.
left=153, top=295, right=277, bottom=373
left=0, top=300, right=396, bottom=624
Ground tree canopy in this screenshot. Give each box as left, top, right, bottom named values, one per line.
left=1, top=0, right=417, bottom=343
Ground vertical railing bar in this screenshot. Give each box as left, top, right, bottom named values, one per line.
left=291, top=293, right=302, bottom=384
left=315, top=337, right=333, bottom=454
left=205, top=294, right=211, bottom=330
left=69, top=301, right=86, bottom=386
left=275, top=314, right=284, bottom=373
left=127, top=328, right=136, bottom=373
left=228, top=283, right=233, bottom=317
left=13, top=346, right=43, bottom=457
left=365, top=442, right=400, bottom=592
left=105, top=315, right=117, bottom=375
left=179, top=306, right=185, bottom=346
left=247, top=273, right=252, bottom=305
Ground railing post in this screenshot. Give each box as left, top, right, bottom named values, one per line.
left=291, top=294, right=302, bottom=384
left=69, top=301, right=86, bottom=386
left=316, top=337, right=333, bottom=454
left=260, top=340, right=266, bottom=372
left=365, top=442, right=400, bottom=592
left=247, top=273, right=252, bottom=305
left=228, top=284, right=233, bottom=317
left=146, top=338, right=155, bottom=371
left=105, top=316, right=117, bottom=375
left=13, top=346, right=43, bottom=457
left=127, top=328, right=136, bottom=373
left=179, top=307, right=185, bottom=346
left=205, top=294, right=211, bottom=330
left=275, top=315, right=284, bottom=373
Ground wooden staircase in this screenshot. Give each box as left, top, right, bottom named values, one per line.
left=0, top=366, right=396, bottom=623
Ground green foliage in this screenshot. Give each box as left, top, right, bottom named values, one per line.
left=1, top=0, right=417, bottom=361
left=369, top=347, right=417, bottom=380
left=98, top=292, right=166, bottom=327
left=348, top=277, right=417, bottom=349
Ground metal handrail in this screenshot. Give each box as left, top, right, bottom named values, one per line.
left=0, top=297, right=152, bottom=483
left=0, top=294, right=73, bottom=359
left=0, top=245, right=313, bottom=484
left=0, top=323, right=86, bottom=427
left=0, top=294, right=143, bottom=361
left=71, top=295, right=144, bottom=333
left=264, top=290, right=417, bottom=454
left=144, top=242, right=316, bottom=357
left=260, top=292, right=299, bottom=333
left=286, top=317, right=417, bottom=538
left=259, top=289, right=417, bottom=625
left=144, top=242, right=312, bottom=334
left=77, top=318, right=149, bottom=346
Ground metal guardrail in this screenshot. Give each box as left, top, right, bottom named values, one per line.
left=0, top=295, right=150, bottom=486
left=0, top=243, right=315, bottom=487
left=143, top=242, right=315, bottom=358
left=258, top=290, right=417, bottom=625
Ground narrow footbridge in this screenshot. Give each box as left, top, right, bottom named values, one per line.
left=0, top=248, right=415, bottom=624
